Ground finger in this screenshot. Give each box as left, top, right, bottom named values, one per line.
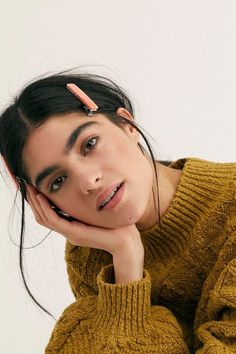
left=35, top=194, right=95, bottom=244
left=26, top=186, right=45, bottom=224
left=27, top=185, right=49, bottom=226
left=26, top=186, right=86, bottom=244
left=35, top=193, right=73, bottom=235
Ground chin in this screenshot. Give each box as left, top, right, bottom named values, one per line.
left=84, top=196, right=147, bottom=229
left=105, top=206, right=145, bottom=229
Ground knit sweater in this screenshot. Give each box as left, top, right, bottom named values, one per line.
left=45, top=157, right=236, bottom=354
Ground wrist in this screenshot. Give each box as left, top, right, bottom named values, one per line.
left=113, top=244, right=144, bottom=284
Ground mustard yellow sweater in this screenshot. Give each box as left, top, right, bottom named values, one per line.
left=45, top=157, right=236, bottom=353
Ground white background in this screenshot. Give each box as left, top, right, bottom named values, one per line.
left=0, top=1, right=235, bottom=353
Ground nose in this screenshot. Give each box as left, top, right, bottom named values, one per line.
left=71, top=160, right=102, bottom=194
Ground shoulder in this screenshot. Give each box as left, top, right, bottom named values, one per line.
left=172, top=156, right=235, bottom=199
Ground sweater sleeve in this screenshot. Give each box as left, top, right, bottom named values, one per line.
left=45, top=264, right=190, bottom=354
left=195, top=222, right=236, bottom=353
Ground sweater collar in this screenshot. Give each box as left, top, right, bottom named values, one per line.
left=139, top=156, right=223, bottom=261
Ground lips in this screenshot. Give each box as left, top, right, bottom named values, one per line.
left=96, top=181, right=123, bottom=210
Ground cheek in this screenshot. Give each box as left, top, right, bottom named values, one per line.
left=58, top=197, right=88, bottom=221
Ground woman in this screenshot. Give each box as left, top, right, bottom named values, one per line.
left=0, top=70, right=235, bottom=353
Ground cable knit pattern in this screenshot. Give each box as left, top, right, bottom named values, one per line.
left=45, top=157, right=236, bottom=353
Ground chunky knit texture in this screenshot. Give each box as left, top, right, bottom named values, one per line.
left=45, top=157, right=236, bottom=353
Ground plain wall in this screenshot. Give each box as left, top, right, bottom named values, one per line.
left=0, top=1, right=235, bottom=353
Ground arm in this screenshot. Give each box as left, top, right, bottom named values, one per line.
left=195, top=258, right=236, bottom=353
left=195, top=223, right=236, bottom=353
left=112, top=233, right=144, bottom=284
left=26, top=187, right=190, bottom=353
left=45, top=241, right=190, bottom=354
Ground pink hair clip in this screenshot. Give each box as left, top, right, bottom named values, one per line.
left=66, top=83, right=98, bottom=116
left=1, top=155, right=20, bottom=190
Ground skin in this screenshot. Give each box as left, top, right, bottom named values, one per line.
left=23, top=107, right=183, bottom=283
left=22, top=107, right=183, bottom=232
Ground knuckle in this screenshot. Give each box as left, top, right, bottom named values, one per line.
left=69, top=236, right=78, bottom=246
left=49, top=223, right=56, bottom=231
left=70, top=240, right=78, bottom=246
left=35, top=217, right=42, bottom=225
left=68, top=235, right=80, bottom=246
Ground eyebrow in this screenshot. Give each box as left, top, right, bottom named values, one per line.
left=34, top=121, right=100, bottom=190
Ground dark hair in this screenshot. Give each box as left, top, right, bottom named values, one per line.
left=0, top=69, right=171, bottom=321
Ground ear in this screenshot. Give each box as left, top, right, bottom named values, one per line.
left=116, top=107, right=139, bottom=143
left=116, top=107, right=133, bottom=120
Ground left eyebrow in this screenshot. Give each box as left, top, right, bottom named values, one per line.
left=34, top=121, right=100, bottom=189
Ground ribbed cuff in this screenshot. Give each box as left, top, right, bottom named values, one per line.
left=93, top=264, right=151, bottom=334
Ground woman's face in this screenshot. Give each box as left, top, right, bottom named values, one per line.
left=22, top=109, right=155, bottom=229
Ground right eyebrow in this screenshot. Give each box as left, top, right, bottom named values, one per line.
left=34, top=121, right=100, bottom=190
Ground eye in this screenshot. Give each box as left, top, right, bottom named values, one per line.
left=48, top=136, right=99, bottom=193
left=83, top=136, right=99, bottom=155
left=50, top=176, right=66, bottom=193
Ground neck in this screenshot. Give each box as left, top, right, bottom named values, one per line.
left=136, top=161, right=183, bottom=231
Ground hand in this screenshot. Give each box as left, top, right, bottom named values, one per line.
left=26, top=184, right=144, bottom=257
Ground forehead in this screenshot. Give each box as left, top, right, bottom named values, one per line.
left=22, top=112, right=110, bottom=181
